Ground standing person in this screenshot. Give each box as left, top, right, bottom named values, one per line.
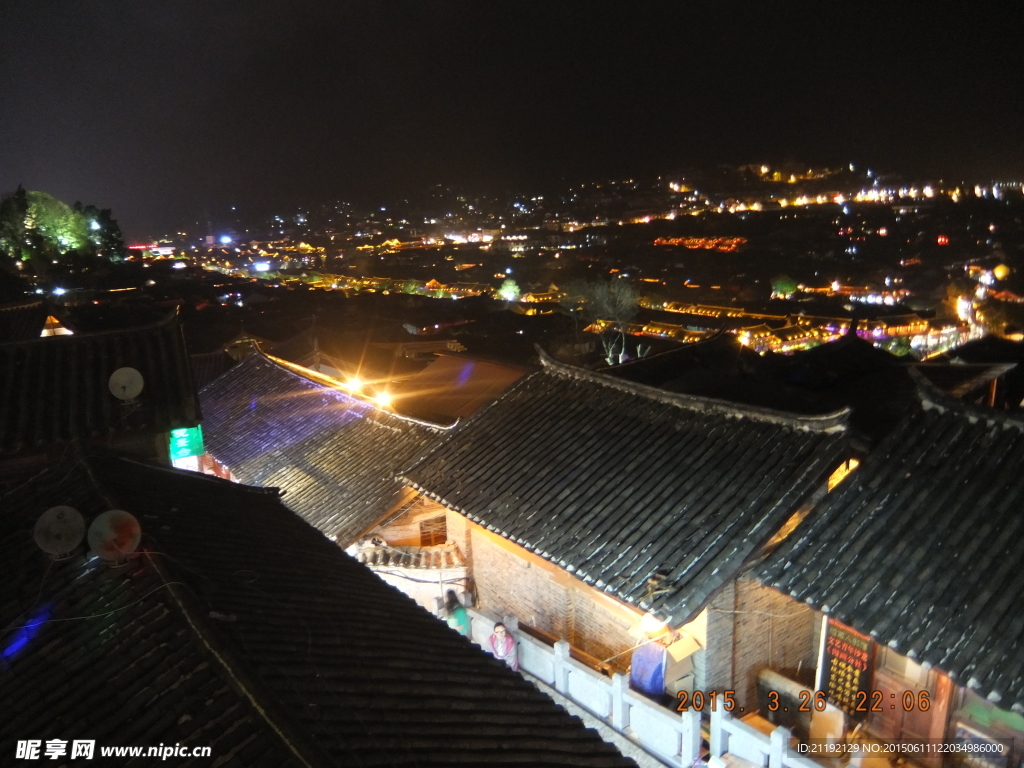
left=488, top=622, right=518, bottom=671
left=444, top=589, right=470, bottom=637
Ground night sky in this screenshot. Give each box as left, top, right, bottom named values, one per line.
left=2, top=2, right=1023, bottom=236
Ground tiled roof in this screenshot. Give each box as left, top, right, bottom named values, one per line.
left=755, top=397, right=1024, bottom=711
left=200, top=353, right=448, bottom=543
left=401, top=351, right=849, bottom=624
left=0, top=312, right=199, bottom=454
left=188, top=349, right=237, bottom=389
left=912, top=362, right=1016, bottom=398
left=0, top=455, right=635, bottom=766
left=607, top=332, right=1002, bottom=448
left=0, top=298, right=47, bottom=342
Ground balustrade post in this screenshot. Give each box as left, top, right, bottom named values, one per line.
left=769, top=726, right=790, bottom=768
left=710, top=706, right=731, bottom=758
left=552, top=641, right=571, bottom=694
left=610, top=673, right=629, bottom=731
left=680, top=707, right=701, bottom=765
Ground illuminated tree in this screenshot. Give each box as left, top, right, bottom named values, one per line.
left=29, top=192, right=90, bottom=253
left=0, top=188, right=124, bottom=276
left=0, top=186, right=31, bottom=267
left=498, top=278, right=521, bottom=302
left=74, top=202, right=127, bottom=260
left=771, top=274, right=798, bottom=299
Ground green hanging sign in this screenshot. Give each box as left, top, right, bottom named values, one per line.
left=169, top=425, right=204, bottom=461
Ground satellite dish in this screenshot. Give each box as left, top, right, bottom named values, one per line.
left=87, top=510, right=142, bottom=562
left=108, top=367, right=144, bottom=401
left=34, top=506, right=86, bottom=558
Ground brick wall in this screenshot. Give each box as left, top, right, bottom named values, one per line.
left=469, top=523, right=638, bottom=673
left=703, top=582, right=736, bottom=695
left=568, top=586, right=636, bottom=672
left=371, top=498, right=819, bottom=700
left=471, top=527, right=571, bottom=636
left=729, top=577, right=819, bottom=710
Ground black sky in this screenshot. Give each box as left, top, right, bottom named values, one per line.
left=2, top=2, right=1023, bottom=236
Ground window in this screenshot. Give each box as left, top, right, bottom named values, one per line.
left=419, top=516, right=447, bottom=547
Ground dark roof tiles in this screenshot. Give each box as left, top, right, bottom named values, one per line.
left=0, top=456, right=636, bottom=766
left=200, top=353, right=449, bottom=543
left=0, top=312, right=199, bottom=454
left=756, top=399, right=1024, bottom=711
left=0, top=298, right=47, bottom=342
left=401, top=351, right=848, bottom=624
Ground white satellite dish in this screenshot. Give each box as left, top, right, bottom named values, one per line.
left=87, top=510, right=142, bottom=562
left=108, top=367, right=144, bottom=401
left=33, top=505, right=86, bottom=558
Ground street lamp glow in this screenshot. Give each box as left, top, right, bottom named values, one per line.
left=374, top=392, right=392, bottom=408
left=346, top=376, right=364, bottom=392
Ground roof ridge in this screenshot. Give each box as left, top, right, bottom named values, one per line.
left=910, top=366, right=1024, bottom=432
left=145, top=552, right=333, bottom=768
left=537, top=346, right=849, bottom=432
left=102, top=453, right=282, bottom=494
left=78, top=455, right=338, bottom=767
left=0, top=298, right=44, bottom=312
left=259, top=352, right=455, bottom=432
left=0, top=306, right=180, bottom=349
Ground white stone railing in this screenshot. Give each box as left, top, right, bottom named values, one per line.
left=709, top=708, right=821, bottom=768
left=468, top=608, right=700, bottom=767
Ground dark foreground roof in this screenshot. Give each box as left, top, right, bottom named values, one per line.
left=0, top=455, right=635, bottom=767
left=401, top=351, right=849, bottom=624
left=756, top=398, right=1024, bottom=711
left=200, top=353, right=448, bottom=543
left=0, top=298, right=47, bottom=342
left=0, top=312, right=199, bottom=454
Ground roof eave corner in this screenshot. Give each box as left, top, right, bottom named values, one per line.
left=535, top=344, right=851, bottom=433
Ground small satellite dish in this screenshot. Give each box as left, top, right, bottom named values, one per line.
left=87, top=510, right=142, bottom=562
left=108, top=367, right=144, bottom=401
left=34, top=506, right=86, bottom=558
